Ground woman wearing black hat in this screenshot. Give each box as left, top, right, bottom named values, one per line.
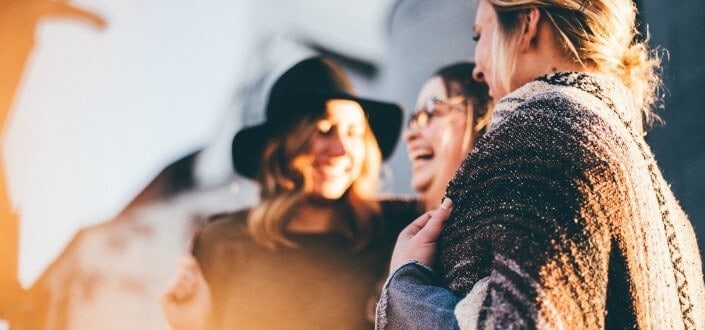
left=160, top=56, right=422, bottom=329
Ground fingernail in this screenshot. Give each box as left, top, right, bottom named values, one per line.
left=440, top=197, right=453, bottom=209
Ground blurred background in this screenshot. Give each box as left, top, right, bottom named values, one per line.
left=0, top=0, right=702, bottom=328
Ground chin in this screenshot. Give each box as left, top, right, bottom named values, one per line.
left=410, top=178, right=429, bottom=196
left=316, top=186, right=350, bottom=200
left=310, top=191, right=344, bottom=202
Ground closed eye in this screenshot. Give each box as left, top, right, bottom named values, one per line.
left=347, top=126, right=365, bottom=138
left=317, top=120, right=333, bottom=135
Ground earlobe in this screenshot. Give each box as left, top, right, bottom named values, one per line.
left=519, top=8, right=541, bottom=52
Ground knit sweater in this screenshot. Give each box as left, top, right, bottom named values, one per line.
left=439, top=72, right=705, bottom=329
left=192, top=198, right=422, bottom=329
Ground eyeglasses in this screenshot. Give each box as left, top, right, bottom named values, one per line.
left=408, top=97, right=468, bottom=129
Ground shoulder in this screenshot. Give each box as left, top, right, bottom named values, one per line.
left=194, top=209, right=251, bottom=247
left=206, top=208, right=248, bottom=228
left=514, top=89, right=598, bottom=126
left=449, top=82, right=622, bottom=196
left=482, top=86, right=618, bottom=164
left=491, top=76, right=621, bottom=141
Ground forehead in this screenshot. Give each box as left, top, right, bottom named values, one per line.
left=475, top=0, right=495, bottom=26
left=324, top=99, right=365, bottom=123
left=416, top=77, right=448, bottom=106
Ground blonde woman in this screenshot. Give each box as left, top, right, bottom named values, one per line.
left=161, top=56, right=422, bottom=329
left=378, top=0, right=705, bottom=328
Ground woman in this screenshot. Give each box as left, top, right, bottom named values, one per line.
left=405, top=62, right=492, bottom=211
left=161, top=56, right=422, bottom=329
left=378, top=0, right=705, bottom=329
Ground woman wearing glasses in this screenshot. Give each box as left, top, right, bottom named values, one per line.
left=405, top=62, right=492, bottom=211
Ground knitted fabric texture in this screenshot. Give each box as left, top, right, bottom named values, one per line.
left=439, top=72, right=705, bottom=329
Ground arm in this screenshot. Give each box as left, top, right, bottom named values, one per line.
left=376, top=199, right=460, bottom=329
left=440, top=98, right=615, bottom=328
left=377, top=261, right=459, bottom=330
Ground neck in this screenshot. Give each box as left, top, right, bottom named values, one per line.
left=514, top=19, right=593, bottom=89
left=422, top=186, right=445, bottom=212
left=517, top=49, right=586, bottom=89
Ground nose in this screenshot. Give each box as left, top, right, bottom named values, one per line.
left=472, top=67, right=485, bottom=83
left=326, top=131, right=346, bottom=157
left=403, top=126, right=420, bottom=143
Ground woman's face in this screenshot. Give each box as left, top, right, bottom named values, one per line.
left=404, top=77, right=474, bottom=210
left=298, top=99, right=367, bottom=201
left=473, top=0, right=507, bottom=99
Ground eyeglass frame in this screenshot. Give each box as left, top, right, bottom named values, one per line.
left=407, top=96, right=468, bottom=129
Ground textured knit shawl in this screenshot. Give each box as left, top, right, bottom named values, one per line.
left=439, top=72, right=705, bottom=329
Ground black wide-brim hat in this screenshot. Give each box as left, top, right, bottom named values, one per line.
left=232, top=56, right=403, bottom=179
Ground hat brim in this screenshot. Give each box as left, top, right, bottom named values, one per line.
left=231, top=123, right=270, bottom=179
left=231, top=95, right=402, bottom=179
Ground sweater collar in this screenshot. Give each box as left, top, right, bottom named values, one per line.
left=490, top=72, right=642, bottom=136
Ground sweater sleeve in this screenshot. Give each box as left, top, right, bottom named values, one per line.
left=439, top=95, right=617, bottom=328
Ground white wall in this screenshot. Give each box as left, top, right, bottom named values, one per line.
left=3, top=0, right=396, bottom=288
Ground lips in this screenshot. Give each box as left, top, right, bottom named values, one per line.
left=408, top=147, right=434, bottom=162
left=314, top=162, right=351, bottom=178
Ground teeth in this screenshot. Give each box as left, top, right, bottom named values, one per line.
left=409, top=149, right=433, bottom=161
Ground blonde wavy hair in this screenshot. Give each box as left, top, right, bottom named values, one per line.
left=483, top=0, right=663, bottom=124
left=247, top=112, right=382, bottom=250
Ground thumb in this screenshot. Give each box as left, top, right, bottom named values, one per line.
left=416, top=198, right=453, bottom=242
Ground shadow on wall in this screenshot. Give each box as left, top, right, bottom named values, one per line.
left=0, top=0, right=106, bottom=325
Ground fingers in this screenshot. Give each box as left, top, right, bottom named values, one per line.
left=389, top=198, right=454, bottom=271
left=162, top=256, right=200, bottom=303
left=161, top=256, right=212, bottom=330
left=417, top=198, right=453, bottom=241
left=400, top=212, right=433, bottom=237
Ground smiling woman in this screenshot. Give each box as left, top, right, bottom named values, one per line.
left=160, top=56, right=422, bottom=329
left=305, top=99, right=369, bottom=202
left=404, top=62, right=492, bottom=211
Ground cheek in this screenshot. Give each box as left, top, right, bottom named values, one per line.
left=348, top=141, right=367, bottom=168
left=307, top=138, right=323, bottom=157
left=437, top=124, right=467, bottom=164
left=475, top=39, right=488, bottom=66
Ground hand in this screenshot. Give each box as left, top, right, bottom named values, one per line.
left=389, top=198, right=454, bottom=273
left=160, top=256, right=212, bottom=330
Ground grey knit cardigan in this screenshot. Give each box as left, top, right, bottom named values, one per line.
left=439, top=72, right=705, bottom=329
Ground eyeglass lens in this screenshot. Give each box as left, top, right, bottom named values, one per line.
left=408, top=98, right=466, bottom=129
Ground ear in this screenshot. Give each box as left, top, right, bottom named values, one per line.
left=519, top=7, right=541, bottom=52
